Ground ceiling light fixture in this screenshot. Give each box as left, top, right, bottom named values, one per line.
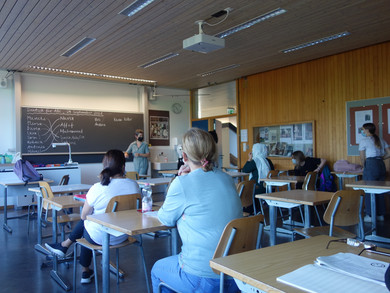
left=281, top=31, right=351, bottom=53
left=197, top=64, right=240, bottom=77
left=215, top=8, right=287, bottom=39
left=139, top=52, right=179, bottom=68
left=61, top=37, right=96, bottom=57
left=29, top=66, right=156, bottom=83
left=118, top=0, right=155, bottom=17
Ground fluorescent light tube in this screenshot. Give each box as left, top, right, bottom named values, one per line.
left=139, top=53, right=179, bottom=68
left=119, top=0, right=155, bottom=17
left=281, top=31, right=350, bottom=53
left=29, top=66, right=156, bottom=83
left=197, top=64, right=240, bottom=77
left=215, top=8, right=286, bottom=39
left=61, top=37, right=96, bottom=57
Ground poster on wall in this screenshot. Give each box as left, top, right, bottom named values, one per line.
left=253, top=121, right=314, bottom=157
left=149, top=110, right=170, bottom=146
left=354, top=110, right=373, bottom=144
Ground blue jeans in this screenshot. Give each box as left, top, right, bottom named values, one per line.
left=363, top=158, right=386, bottom=216
left=151, top=255, right=239, bottom=293
left=69, top=220, right=99, bottom=268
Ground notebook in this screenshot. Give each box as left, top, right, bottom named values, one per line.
left=277, top=253, right=389, bottom=293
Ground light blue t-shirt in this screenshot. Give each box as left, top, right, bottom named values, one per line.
left=158, top=168, right=242, bottom=278
left=359, top=136, right=389, bottom=158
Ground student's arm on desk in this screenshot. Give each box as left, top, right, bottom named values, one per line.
left=157, top=178, right=185, bottom=226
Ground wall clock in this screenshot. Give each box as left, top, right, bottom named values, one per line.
left=171, top=103, right=183, bottom=114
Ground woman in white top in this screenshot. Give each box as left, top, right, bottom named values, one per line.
left=359, top=123, right=390, bottom=221
left=45, top=149, right=140, bottom=284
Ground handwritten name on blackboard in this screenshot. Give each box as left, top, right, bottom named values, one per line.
left=22, top=107, right=143, bottom=154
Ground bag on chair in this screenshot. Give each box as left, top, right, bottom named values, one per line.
left=13, top=159, right=43, bottom=185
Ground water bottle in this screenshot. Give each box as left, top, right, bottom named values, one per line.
left=141, top=183, right=153, bottom=212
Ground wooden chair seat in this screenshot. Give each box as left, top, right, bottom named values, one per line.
left=47, top=213, right=81, bottom=224
left=294, top=226, right=356, bottom=239
left=76, top=236, right=137, bottom=250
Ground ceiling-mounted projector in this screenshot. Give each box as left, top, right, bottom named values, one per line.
left=183, top=33, right=225, bottom=54
left=183, top=20, right=225, bottom=53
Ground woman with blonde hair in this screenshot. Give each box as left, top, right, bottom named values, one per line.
left=151, top=128, right=242, bottom=292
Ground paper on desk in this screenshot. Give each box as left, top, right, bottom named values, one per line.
left=277, top=264, right=389, bottom=293
left=316, top=252, right=388, bottom=285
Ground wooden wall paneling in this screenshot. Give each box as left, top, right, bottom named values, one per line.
left=238, top=41, right=390, bottom=176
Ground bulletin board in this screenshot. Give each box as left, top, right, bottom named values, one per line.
left=253, top=121, right=315, bottom=158
left=346, top=96, right=390, bottom=156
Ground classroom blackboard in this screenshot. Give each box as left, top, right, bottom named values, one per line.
left=21, top=107, right=144, bottom=154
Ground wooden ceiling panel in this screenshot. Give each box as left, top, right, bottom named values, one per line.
left=0, top=0, right=390, bottom=89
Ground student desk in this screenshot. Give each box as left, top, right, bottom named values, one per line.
left=210, top=235, right=390, bottom=293
left=331, top=171, right=362, bottom=190
left=261, top=175, right=305, bottom=193
left=158, top=170, right=178, bottom=177
left=28, top=184, right=91, bottom=255
left=136, top=177, right=173, bottom=187
left=43, top=195, right=84, bottom=291
left=225, top=171, right=250, bottom=182
left=0, top=178, right=53, bottom=233
left=256, top=190, right=333, bottom=246
left=87, top=209, right=176, bottom=293
left=346, top=180, right=390, bottom=244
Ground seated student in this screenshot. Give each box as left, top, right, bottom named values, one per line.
left=242, top=143, right=274, bottom=195
left=291, top=150, right=326, bottom=189
left=151, top=128, right=242, bottom=293
left=45, top=149, right=140, bottom=284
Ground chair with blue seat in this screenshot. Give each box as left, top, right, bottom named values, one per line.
left=73, top=193, right=149, bottom=293
left=158, top=214, right=264, bottom=293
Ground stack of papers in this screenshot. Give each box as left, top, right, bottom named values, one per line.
left=277, top=253, right=389, bottom=293
left=73, top=194, right=86, bottom=201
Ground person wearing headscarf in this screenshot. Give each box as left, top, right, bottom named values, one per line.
left=242, top=143, right=274, bottom=194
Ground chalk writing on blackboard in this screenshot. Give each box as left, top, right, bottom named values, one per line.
left=22, top=107, right=143, bottom=154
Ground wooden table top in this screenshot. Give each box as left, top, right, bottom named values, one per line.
left=210, top=235, right=390, bottom=293
left=158, top=170, right=178, bottom=175
left=136, top=177, right=173, bottom=186
left=225, top=171, right=250, bottom=177
left=331, top=171, right=363, bottom=175
left=28, top=183, right=92, bottom=194
left=87, top=209, right=170, bottom=236
left=261, top=176, right=305, bottom=183
left=0, top=178, right=53, bottom=186
left=256, top=190, right=334, bottom=206
left=345, top=180, right=390, bottom=189
left=43, top=195, right=84, bottom=210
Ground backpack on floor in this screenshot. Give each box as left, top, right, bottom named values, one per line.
left=318, top=165, right=336, bottom=192
left=13, top=159, right=43, bottom=185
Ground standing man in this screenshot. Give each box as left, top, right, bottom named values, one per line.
left=124, top=129, right=150, bottom=175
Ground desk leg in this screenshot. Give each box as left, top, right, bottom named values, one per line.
left=34, top=192, right=49, bottom=255
left=269, top=205, right=276, bottom=246
left=304, top=206, right=311, bottom=228
left=102, top=232, right=110, bottom=293
left=370, top=193, right=377, bottom=236
left=339, top=177, right=343, bottom=190
left=50, top=209, right=71, bottom=291
left=3, top=186, right=12, bottom=233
